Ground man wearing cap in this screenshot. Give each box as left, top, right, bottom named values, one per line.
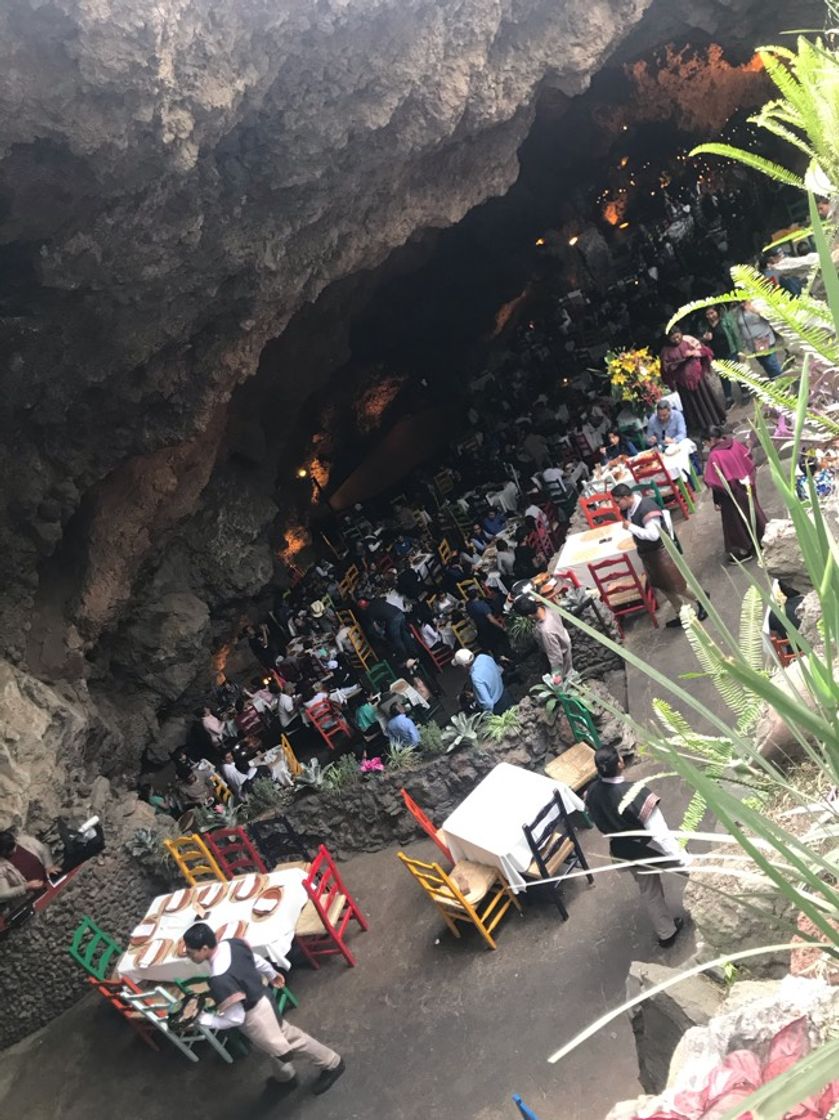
left=513, top=595, right=573, bottom=681
left=453, top=648, right=513, bottom=714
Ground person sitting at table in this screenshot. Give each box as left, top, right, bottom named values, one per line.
left=183, top=923, right=345, bottom=1094
left=513, top=594, right=573, bottom=681
left=646, top=400, right=686, bottom=447
left=610, top=483, right=707, bottom=628
left=0, top=829, right=61, bottom=904
left=175, top=763, right=216, bottom=809
left=221, top=749, right=256, bottom=800
left=468, top=523, right=489, bottom=556
left=585, top=745, right=689, bottom=948
left=494, top=538, right=515, bottom=581
left=482, top=508, right=507, bottom=538
left=453, top=648, right=513, bottom=714
left=351, top=692, right=383, bottom=744
left=200, top=705, right=227, bottom=749
left=599, top=429, right=639, bottom=463
left=396, top=562, right=428, bottom=601
left=386, top=702, right=421, bottom=748
left=513, top=526, right=540, bottom=579
left=234, top=697, right=263, bottom=741
left=442, top=558, right=470, bottom=596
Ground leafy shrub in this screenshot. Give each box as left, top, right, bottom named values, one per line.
left=485, top=706, right=522, bottom=742
left=322, top=754, right=361, bottom=791
left=441, top=712, right=488, bottom=752
left=419, top=721, right=447, bottom=754
left=386, top=741, right=422, bottom=771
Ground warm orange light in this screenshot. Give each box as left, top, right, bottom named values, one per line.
left=619, top=156, right=629, bottom=168
left=568, top=235, right=579, bottom=246
left=296, top=467, right=308, bottom=479
left=535, top=237, right=546, bottom=246
left=619, top=221, right=630, bottom=230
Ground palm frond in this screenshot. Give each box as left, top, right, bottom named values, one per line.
left=690, top=143, right=806, bottom=189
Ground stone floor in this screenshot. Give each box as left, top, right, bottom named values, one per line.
left=0, top=434, right=784, bottom=1120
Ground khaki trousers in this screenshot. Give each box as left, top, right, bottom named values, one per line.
left=241, top=996, right=341, bottom=1081
left=630, top=868, right=677, bottom=941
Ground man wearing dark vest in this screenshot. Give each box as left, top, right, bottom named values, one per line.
left=183, top=924, right=345, bottom=1094
left=586, top=746, right=690, bottom=948
left=611, top=483, right=707, bottom=629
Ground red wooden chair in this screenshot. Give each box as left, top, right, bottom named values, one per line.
left=574, top=431, right=596, bottom=463
left=410, top=624, right=454, bottom=672
left=400, top=788, right=453, bottom=863
left=628, top=450, right=691, bottom=520
left=588, top=555, right=658, bottom=638
left=204, top=826, right=267, bottom=878
left=306, top=699, right=352, bottom=751
left=770, top=634, right=801, bottom=668
left=552, top=567, right=581, bottom=590
left=579, top=492, right=622, bottom=529
left=86, top=976, right=162, bottom=1051
left=294, top=845, right=368, bottom=968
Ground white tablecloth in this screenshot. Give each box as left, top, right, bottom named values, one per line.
left=487, top=482, right=519, bottom=513
left=410, top=552, right=434, bottom=581
left=116, top=868, right=308, bottom=983
left=586, top=440, right=695, bottom=497
left=439, top=763, right=585, bottom=891
left=552, top=523, right=641, bottom=587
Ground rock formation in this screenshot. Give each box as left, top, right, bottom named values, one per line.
left=0, top=0, right=820, bottom=824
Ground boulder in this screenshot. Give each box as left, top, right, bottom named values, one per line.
left=762, top=518, right=812, bottom=590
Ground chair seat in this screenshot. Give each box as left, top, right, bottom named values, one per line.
left=526, top=836, right=574, bottom=878
left=273, top=860, right=311, bottom=873
left=604, top=579, right=646, bottom=606
left=545, top=743, right=598, bottom=790
left=295, top=890, right=347, bottom=936
left=446, top=861, right=500, bottom=906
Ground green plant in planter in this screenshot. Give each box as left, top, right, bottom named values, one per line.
left=419, top=720, right=447, bottom=754
left=442, top=711, right=488, bottom=752
left=295, top=759, right=326, bottom=790
left=238, top=778, right=295, bottom=821
left=529, top=674, right=566, bottom=721
left=507, top=611, right=536, bottom=652
left=123, top=827, right=177, bottom=883
left=485, top=706, right=522, bottom=742
left=192, top=801, right=242, bottom=832
left=322, top=754, right=361, bottom=791
left=386, top=741, right=422, bottom=770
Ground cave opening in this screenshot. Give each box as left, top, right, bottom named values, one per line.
left=237, top=34, right=791, bottom=558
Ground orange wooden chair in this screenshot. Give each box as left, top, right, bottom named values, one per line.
left=204, top=826, right=267, bottom=878
left=86, top=976, right=162, bottom=1051
left=400, top=788, right=453, bottom=862
left=337, top=564, right=360, bottom=599
left=294, top=845, right=368, bottom=968
left=306, top=699, right=352, bottom=751
left=588, top=555, right=658, bottom=638
left=164, top=833, right=226, bottom=886
left=579, top=492, right=622, bottom=529
left=628, top=449, right=691, bottom=519
left=770, top=634, right=801, bottom=667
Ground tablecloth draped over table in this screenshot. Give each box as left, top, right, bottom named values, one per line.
left=552, top=523, right=642, bottom=588
left=583, top=440, right=696, bottom=497
left=116, top=867, right=308, bottom=983
left=439, top=763, right=585, bottom=892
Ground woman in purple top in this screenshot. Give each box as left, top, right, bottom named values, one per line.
left=704, top=426, right=767, bottom=561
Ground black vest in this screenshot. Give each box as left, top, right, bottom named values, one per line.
left=586, top=779, right=661, bottom=863
left=630, top=497, right=663, bottom=556
left=208, top=938, right=267, bottom=1011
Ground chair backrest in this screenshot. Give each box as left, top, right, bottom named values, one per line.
left=304, top=845, right=351, bottom=927
left=522, top=790, right=575, bottom=879
left=628, top=450, right=676, bottom=495
left=450, top=618, right=478, bottom=650
left=456, top=578, right=484, bottom=601
left=552, top=567, right=581, bottom=590
left=307, top=699, right=351, bottom=740
left=204, top=826, right=267, bottom=878
left=400, top=788, right=452, bottom=861
left=770, top=634, right=799, bottom=667
left=409, top=624, right=454, bottom=669
left=434, top=470, right=454, bottom=496
left=248, top=816, right=317, bottom=867
left=335, top=608, right=359, bottom=629
left=164, top=833, right=226, bottom=886
left=579, top=492, right=622, bottom=529
left=337, top=565, right=360, bottom=598
left=210, top=772, right=232, bottom=805
left=588, top=555, right=645, bottom=607
left=366, top=660, right=397, bottom=691
left=346, top=624, right=377, bottom=671
left=558, top=694, right=601, bottom=749
left=68, top=915, right=124, bottom=980
left=280, top=734, right=303, bottom=777
left=437, top=538, right=456, bottom=566
left=397, top=851, right=469, bottom=911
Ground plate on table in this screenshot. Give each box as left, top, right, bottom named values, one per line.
left=162, top=888, right=195, bottom=915
left=251, top=885, right=284, bottom=922
left=129, top=917, right=160, bottom=947
left=230, top=873, right=267, bottom=903
left=133, top=938, right=174, bottom=969
left=194, top=881, right=229, bottom=910
left=215, top=920, right=249, bottom=942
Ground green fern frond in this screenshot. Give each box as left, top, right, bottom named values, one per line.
left=762, top=227, right=814, bottom=253
left=690, top=143, right=806, bottom=189
left=713, top=360, right=839, bottom=437
left=739, top=586, right=767, bottom=675
left=665, top=293, right=743, bottom=334
left=683, top=618, right=752, bottom=719
left=728, top=265, right=839, bottom=366
left=749, top=111, right=815, bottom=161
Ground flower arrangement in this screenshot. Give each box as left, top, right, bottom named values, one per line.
left=605, top=346, right=664, bottom=411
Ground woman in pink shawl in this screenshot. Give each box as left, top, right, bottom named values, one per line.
left=660, top=327, right=726, bottom=433
left=704, top=426, right=767, bottom=561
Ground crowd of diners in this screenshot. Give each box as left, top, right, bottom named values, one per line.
left=137, top=180, right=815, bottom=819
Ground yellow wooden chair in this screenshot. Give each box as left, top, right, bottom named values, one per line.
left=450, top=618, right=479, bottom=650
left=397, top=852, right=521, bottom=950
left=164, top=834, right=226, bottom=886
left=335, top=608, right=360, bottom=630
left=280, top=734, right=303, bottom=778
left=456, top=578, right=485, bottom=601
left=210, top=772, right=232, bottom=805
left=347, top=625, right=378, bottom=672
left=337, top=565, right=360, bottom=599
left=434, top=470, right=454, bottom=497
left=437, top=538, right=456, bottom=566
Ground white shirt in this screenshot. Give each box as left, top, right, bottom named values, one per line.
left=199, top=942, right=279, bottom=1029
left=202, top=714, right=225, bottom=744
left=221, top=761, right=256, bottom=798
left=623, top=495, right=662, bottom=543
left=277, top=692, right=298, bottom=729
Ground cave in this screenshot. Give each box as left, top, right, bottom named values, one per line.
left=0, top=2, right=825, bottom=1053
left=0, top=0, right=823, bottom=826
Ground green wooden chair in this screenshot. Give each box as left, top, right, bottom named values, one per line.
left=273, top=983, right=300, bottom=1015
left=366, top=660, right=397, bottom=692
left=559, top=694, right=601, bottom=750
left=68, top=915, right=124, bottom=980
left=630, top=481, right=664, bottom=509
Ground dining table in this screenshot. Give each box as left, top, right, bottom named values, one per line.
left=439, top=762, right=585, bottom=892
left=552, top=521, right=640, bottom=587
left=582, top=440, right=696, bottom=498
left=116, top=867, right=309, bottom=983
